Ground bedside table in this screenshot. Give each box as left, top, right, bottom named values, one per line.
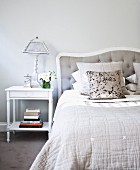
left=5, top=86, right=53, bottom=143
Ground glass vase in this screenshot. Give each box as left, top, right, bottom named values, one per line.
left=42, top=80, right=51, bottom=89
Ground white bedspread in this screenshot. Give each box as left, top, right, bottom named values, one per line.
left=30, top=90, right=140, bottom=170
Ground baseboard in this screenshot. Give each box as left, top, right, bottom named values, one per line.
left=0, top=122, right=7, bottom=132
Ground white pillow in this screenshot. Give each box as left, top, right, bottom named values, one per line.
left=126, top=74, right=137, bottom=84
left=71, top=71, right=81, bottom=82
left=72, top=70, right=89, bottom=95
left=126, top=83, right=137, bottom=92
left=72, top=82, right=82, bottom=92
left=77, top=62, right=129, bottom=95
left=133, top=63, right=140, bottom=94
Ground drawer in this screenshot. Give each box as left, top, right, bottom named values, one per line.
left=9, top=91, right=50, bottom=98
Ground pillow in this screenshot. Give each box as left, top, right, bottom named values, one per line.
left=127, top=90, right=135, bottom=95
left=72, top=82, right=82, bottom=92
left=72, top=70, right=128, bottom=94
left=77, top=62, right=129, bottom=95
left=72, top=70, right=89, bottom=95
left=126, top=83, right=137, bottom=92
left=71, top=71, right=81, bottom=82
left=126, top=74, right=137, bottom=84
left=133, top=63, right=140, bottom=94
left=86, top=70, right=125, bottom=100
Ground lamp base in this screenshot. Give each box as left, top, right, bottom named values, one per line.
left=31, top=81, right=40, bottom=88
left=31, top=72, right=40, bottom=88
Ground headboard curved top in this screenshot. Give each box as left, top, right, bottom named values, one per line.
left=56, top=47, right=140, bottom=98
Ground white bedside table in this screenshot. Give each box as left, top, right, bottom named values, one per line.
left=5, top=86, right=53, bottom=143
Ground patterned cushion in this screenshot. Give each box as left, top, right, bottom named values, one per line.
left=86, top=70, right=125, bottom=100
left=77, top=62, right=129, bottom=95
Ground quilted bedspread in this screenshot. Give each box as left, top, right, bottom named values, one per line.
left=30, top=91, right=140, bottom=170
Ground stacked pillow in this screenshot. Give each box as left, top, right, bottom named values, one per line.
left=72, top=62, right=129, bottom=100
left=125, top=74, right=137, bottom=92
left=72, top=62, right=140, bottom=98
left=125, top=63, right=140, bottom=94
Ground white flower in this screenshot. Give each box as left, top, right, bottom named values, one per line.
left=38, top=71, right=56, bottom=82
left=50, top=71, right=57, bottom=81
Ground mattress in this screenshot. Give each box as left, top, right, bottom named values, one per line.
left=30, top=90, right=140, bottom=170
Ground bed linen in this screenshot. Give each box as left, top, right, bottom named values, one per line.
left=30, top=90, right=140, bottom=170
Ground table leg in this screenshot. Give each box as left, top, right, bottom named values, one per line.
left=48, top=92, right=53, bottom=133
left=13, top=99, right=15, bottom=123
left=7, top=97, right=10, bottom=143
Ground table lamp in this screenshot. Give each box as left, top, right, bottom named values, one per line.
left=23, top=37, right=49, bottom=88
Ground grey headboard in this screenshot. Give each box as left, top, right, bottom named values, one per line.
left=56, top=47, right=140, bottom=98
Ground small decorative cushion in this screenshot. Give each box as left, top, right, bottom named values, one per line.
left=86, top=70, right=125, bottom=100
left=126, top=83, right=137, bottom=92
left=77, top=62, right=129, bottom=95
left=72, top=82, right=82, bottom=92
left=71, top=71, right=81, bottom=82
left=133, top=63, right=140, bottom=94
left=126, top=74, right=137, bottom=84
left=72, top=69, right=89, bottom=95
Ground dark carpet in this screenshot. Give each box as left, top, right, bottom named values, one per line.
left=0, top=131, right=47, bottom=170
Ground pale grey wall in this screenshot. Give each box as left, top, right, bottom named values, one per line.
left=0, top=0, right=140, bottom=122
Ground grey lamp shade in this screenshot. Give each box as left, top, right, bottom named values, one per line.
left=23, top=37, right=49, bottom=54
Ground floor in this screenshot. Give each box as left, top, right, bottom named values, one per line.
left=0, top=131, right=47, bottom=170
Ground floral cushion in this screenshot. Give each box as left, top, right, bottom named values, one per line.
left=86, top=70, right=125, bottom=100
left=77, top=62, right=129, bottom=95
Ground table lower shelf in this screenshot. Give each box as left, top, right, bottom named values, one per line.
left=8, top=122, right=49, bottom=131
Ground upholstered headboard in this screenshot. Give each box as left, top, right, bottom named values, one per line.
left=56, top=47, right=140, bottom=98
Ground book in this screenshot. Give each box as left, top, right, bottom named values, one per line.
left=24, top=115, right=39, bottom=120
left=19, top=125, right=43, bottom=128
left=20, top=120, right=42, bottom=124
left=19, top=120, right=43, bottom=128
left=26, top=108, right=40, bottom=113
left=19, top=124, right=43, bottom=128
left=24, top=112, right=40, bottom=116
left=24, top=119, right=40, bottom=121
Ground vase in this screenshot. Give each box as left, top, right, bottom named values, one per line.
left=42, top=80, right=51, bottom=89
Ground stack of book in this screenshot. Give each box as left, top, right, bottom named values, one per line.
left=19, top=108, right=43, bottom=128
left=24, top=108, right=40, bottom=121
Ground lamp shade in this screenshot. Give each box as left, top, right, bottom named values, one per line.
left=23, top=37, right=49, bottom=54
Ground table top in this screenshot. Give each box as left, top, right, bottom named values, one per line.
left=5, top=86, right=53, bottom=92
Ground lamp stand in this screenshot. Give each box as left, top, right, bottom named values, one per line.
left=31, top=55, right=40, bottom=88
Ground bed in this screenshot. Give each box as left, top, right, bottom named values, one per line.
left=30, top=47, right=140, bottom=170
